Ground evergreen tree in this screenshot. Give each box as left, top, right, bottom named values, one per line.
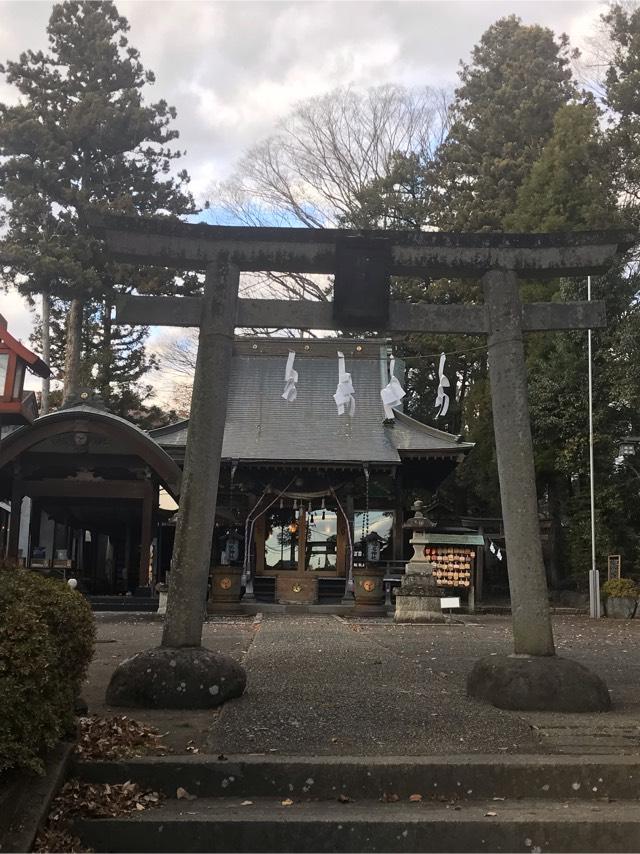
left=0, top=0, right=196, bottom=410
left=602, top=2, right=640, bottom=224
left=507, top=102, right=618, bottom=232
left=432, top=15, right=577, bottom=231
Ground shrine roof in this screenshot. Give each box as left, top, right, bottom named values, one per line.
left=151, top=343, right=473, bottom=466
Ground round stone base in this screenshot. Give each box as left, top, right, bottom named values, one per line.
left=106, top=646, right=247, bottom=709
left=467, top=654, right=610, bottom=712
left=394, top=594, right=445, bottom=624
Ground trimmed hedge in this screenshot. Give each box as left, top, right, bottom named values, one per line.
left=0, top=565, right=96, bottom=774
left=601, top=577, right=639, bottom=599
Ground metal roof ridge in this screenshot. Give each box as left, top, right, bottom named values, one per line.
left=391, top=409, right=474, bottom=448
left=149, top=418, right=190, bottom=438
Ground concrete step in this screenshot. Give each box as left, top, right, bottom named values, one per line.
left=73, top=754, right=640, bottom=803
left=74, top=795, right=640, bottom=853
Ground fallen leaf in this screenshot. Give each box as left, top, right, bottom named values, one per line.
left=74, top=716, right=166, bottom=761
left=485, top=811, right=497, bottom=817
left=241, top=800, right=254, bottom=806
left=176, top=787, right=197, bottom=801
left=409, top=794, right=423, bottom=802
left=382, top=792, right=400, bottom=803
left=281, top=798, right=294, bottom=806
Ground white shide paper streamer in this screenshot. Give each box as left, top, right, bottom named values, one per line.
left=281, top=351, right=298, bottom=402
left=380, top=355, right=406, bottom=419
left=333, top=351, right=356, bottom=416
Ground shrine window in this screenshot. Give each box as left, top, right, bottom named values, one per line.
left=264, top=509, right=299, bottom=570
left=0, top=353, right=8, bottom=397
left=12, top=361, right=24, bottom=400
left=304, top=510, right=338, bottom=571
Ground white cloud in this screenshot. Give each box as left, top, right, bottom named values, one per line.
left=1, top=288, right=34, bottom=342
left=0, top=0, right=605, bottom=404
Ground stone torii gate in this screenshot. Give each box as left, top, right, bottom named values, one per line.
left=99, top=215, right=632, bottom=712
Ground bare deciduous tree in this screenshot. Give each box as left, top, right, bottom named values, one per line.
left=208, top=84, right=450, bottom=303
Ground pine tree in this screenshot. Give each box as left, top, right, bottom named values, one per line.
left=507, top=101, right=618, bottom=232
left=432, top=15, right=577, bottom=231
left=602, top=2, right=640, bottom=223
left=0, top=0, right=196, bottom=408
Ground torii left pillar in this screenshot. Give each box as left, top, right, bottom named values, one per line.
left=106, top=254, right=247, bottom=709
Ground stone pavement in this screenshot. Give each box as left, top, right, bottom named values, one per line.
left=86, top=613, right=640, bottom=757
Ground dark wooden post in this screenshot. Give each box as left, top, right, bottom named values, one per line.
left=8, top=471, right=24, bottom=560
left=475, top=525, right=485, bottom=606
left=392, top=470, right=404, bottom=563
left=482, top=269, right=555, bottom=657
left=138, top=481, right=154, bottom=589
left=162, top=255, right=240, bottom=648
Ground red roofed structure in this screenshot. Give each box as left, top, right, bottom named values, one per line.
left=0, top=314, right=51, bottom=425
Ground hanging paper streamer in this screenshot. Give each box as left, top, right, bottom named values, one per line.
left=281, top=350, right=298, bottom=402
left=489, top=541, right=496, bottom=554
left=380, top=355, right=406, bottom=420
left=333, top=351, right=355, bottom=416
left=497, top=548, right=503, bottom=561
left=435, top=352, right=450, bottom=418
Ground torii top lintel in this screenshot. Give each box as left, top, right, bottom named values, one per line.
left=93, top=214, right=633, bottom=277
left=93, top=215, right=634, bottom=332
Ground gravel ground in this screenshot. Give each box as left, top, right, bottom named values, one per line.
left=85, top=615, right=257, bottom=752
left=86, top=613, right=640, bottom=757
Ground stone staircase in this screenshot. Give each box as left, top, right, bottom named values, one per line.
left=71, top=754, right=640, bottom=852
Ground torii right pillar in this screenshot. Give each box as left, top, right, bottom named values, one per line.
left=466, top=268, right=610, bottom=712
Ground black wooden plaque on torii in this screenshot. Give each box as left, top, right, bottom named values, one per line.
left=93, top=213, right=632, bottom=675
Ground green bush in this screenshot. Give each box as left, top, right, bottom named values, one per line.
left=601, top=577, right=639, bottom=599
left=0, top=566, right=96, bottom=774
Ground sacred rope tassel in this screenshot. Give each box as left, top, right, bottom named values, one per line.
left=281, top=350, right=298, bottom=402
left=333, top=351, right=356, bottom=416
left=380, top=355, right=406, bottom=419
left=435, top=352, right=450, bottom=417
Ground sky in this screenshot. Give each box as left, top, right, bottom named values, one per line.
left=0, top=0, right=607, bottom=394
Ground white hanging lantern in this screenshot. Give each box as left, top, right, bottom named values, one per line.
left=225, top=529, right=242, bottom=564
left=365, top=531, right=384, bottom=563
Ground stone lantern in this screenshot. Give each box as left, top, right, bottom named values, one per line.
left=0, top=315, right=51, bottom=425
left=394, top=498, right=445, bottom=623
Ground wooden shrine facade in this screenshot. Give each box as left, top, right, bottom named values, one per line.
left=150, top=337, right=474, bottom=604
left=0, top=339, right=471, bottom=601
left=0, top=403, right=182, bottom=594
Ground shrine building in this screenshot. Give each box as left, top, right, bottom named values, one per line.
left=0, top=335, right=479, bottom=609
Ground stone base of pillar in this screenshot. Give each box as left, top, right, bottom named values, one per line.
left=106, top=646, right=246, bottom=710
left=467, top=654, right=611, bottom=712
left=157, top=590, right=167, bottom=615
left=394, top=572, right=445, bottom=624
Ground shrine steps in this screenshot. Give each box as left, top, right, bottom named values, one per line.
left=74, top=796, right=640, bottom=853
left=72, top=754, right=640, bottom=852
